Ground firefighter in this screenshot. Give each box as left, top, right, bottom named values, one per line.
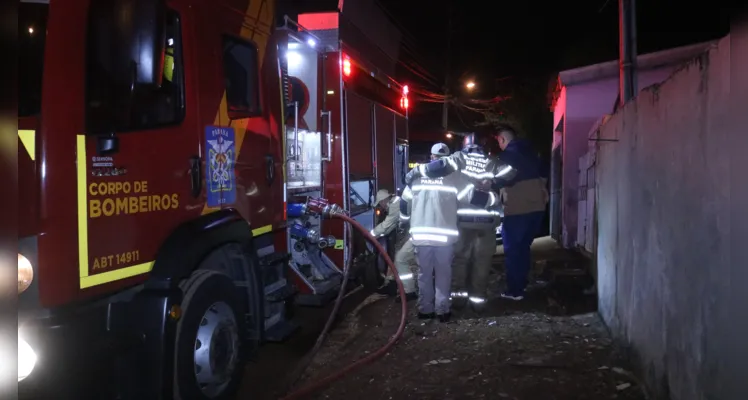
left=401, top=143, right=498, bottom=322
left=370, top=189, right=400, bottom=238
left=393, top=196, right=418, bottom=303
left=490, top=125, right=548, bottom=300
left=371, top=189, right=417, bottom=302
left=405, top=131, right=505, bottom=312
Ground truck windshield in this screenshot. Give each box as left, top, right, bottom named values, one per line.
left=19, top=2, right=49, bottom=117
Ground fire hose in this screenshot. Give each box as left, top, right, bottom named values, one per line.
left=283, top=221, right=354, bottom=391
left=279, top=199, right=408, bottom=400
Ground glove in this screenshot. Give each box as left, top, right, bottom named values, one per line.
left=404, top=168, right=420, bottom=186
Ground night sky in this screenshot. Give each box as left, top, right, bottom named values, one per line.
left=377, top=0, right=731, bottom=157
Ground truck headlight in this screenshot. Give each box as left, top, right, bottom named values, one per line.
left=18, top=335, right=37, bottom=381
left=18, top=253, right=34, bottom=294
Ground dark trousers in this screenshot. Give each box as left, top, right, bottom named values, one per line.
left=502, top=211, right=545, bottom=295
left=376, top=233, right=396, bottom=275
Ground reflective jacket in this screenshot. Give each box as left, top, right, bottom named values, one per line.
left=371, top=196, right=400, bottom=237
left=491, top=139, right=548, bottom=216
left=401, top=172, right=499, bottom=246
left=407, top=149, right=504, bottom=229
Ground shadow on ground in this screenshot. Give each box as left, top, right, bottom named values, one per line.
left=237, top=286, right=372, bottom=400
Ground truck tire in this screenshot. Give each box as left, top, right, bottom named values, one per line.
left=174, top=270, right=247, bottom=400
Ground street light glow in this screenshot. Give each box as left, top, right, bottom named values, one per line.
left=466, top=81, right=475, bottom=89
left=446, top=133, right=453, bottom=138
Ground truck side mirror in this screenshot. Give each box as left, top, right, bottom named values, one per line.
left=89, top=0, right=167, bottom=88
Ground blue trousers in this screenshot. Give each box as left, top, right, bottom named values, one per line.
left=502, top=211, right=544, bottom=295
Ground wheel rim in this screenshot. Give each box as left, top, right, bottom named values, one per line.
left=193, top=301, right=240, bottom=398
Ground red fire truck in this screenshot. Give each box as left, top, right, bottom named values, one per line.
left=17, top=0, right=409, bottom=398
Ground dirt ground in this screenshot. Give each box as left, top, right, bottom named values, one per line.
left=242, top=238, right=648, bottom=400
left=295, top=238, right=646, bottom=400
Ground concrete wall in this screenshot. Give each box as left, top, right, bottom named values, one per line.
left=596, top=35, right=746, bottom=399
left=557, top=68, right=685, bottom=248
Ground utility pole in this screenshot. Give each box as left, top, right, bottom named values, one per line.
left=619, top=0, right=638, bottom=104
left=441, top=0, right=452, bottom=132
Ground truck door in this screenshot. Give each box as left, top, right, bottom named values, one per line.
left=80, top=8, right=198, bottom=290
left=394, top=114, right=409, bottom=193
left=284, top=37, right=323, bottom=195
left=345, top=91, right=376, bottom=256
left=374, top=105, right=395, bottom=193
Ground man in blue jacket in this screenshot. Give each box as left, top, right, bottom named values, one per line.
left=490, top=125, right=548, bottom=300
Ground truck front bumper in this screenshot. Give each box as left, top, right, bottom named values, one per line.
left=18, top=287, right=180, bottom=400
left=17, top=303, right=118, bottom=399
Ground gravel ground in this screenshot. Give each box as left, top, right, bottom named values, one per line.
left=287, top=238, right=648, bottom=400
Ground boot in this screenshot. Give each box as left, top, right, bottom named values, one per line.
left=438, top=313, right=452, bottom=323
left=376, top=280, right=397, bottom=296
left=469, top=300, right=487, bottom=314
left=452, top=297, right=468, bottom=310
left=417, top=312, right=435, bottom=320
left=395, top=292, right=418, bottom=303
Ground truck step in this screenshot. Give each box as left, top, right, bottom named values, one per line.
left=259, top=251, right=290, bottom=266
left=265, top=283, right=296, bottom=302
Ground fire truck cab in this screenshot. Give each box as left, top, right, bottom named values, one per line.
left=17, top=0, right=409, bottom=398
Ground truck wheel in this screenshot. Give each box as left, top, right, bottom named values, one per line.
left=174, top=270, right=247, bottom=400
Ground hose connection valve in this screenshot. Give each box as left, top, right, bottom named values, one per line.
left=289, top=223, right=338, bottom=249
left=304, top=197, right=345, bottom=218
left=289, top=223, right=320, bottom=243
left=287, top=197, right=344, bottom=219
left=316, top=235, right=337, bottom=249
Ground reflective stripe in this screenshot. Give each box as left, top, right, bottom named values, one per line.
left=446, top=157, right=458, bottom=170
left=76, top=135, right=155, bottom=288
left=489, top=191, right=497, bottom=206
left=370, top=230, right=377, bottom=237
left=469, top=296, right=486, bottom=304
left=399, top=214, right=410, bottom=220
left=411, top=227, right=459, bottom=236
left=461, top=169, right=495, bottom=179
left=252, top=225, right=273, bottom=237
left=451, top=291, right=469, bottom=298
left=412, top=184, right=458, bottom=194
left=18, top=130, right=35, bottom=161
left=418, top=164, right=427, bottom=175
left=411, top=234, right=448, bottom=242
left=457, top=209, right=501, bottom=216
left=495, top=165, right=513, bottom=177
left=457, top=184, right=474, bottom=200
left=399, top=273, right=414, bottom=280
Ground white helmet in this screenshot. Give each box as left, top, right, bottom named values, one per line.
left=430, top=142, right=450, bottom=157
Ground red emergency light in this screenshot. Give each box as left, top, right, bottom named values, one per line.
left=402, top=85, right=409, bottom=95
left=341, top=54, right=352, bottom=77
left=399, top=96, right=409, bottom=110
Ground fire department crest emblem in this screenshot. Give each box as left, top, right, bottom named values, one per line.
left=205, top=126, right=237, bottom=207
